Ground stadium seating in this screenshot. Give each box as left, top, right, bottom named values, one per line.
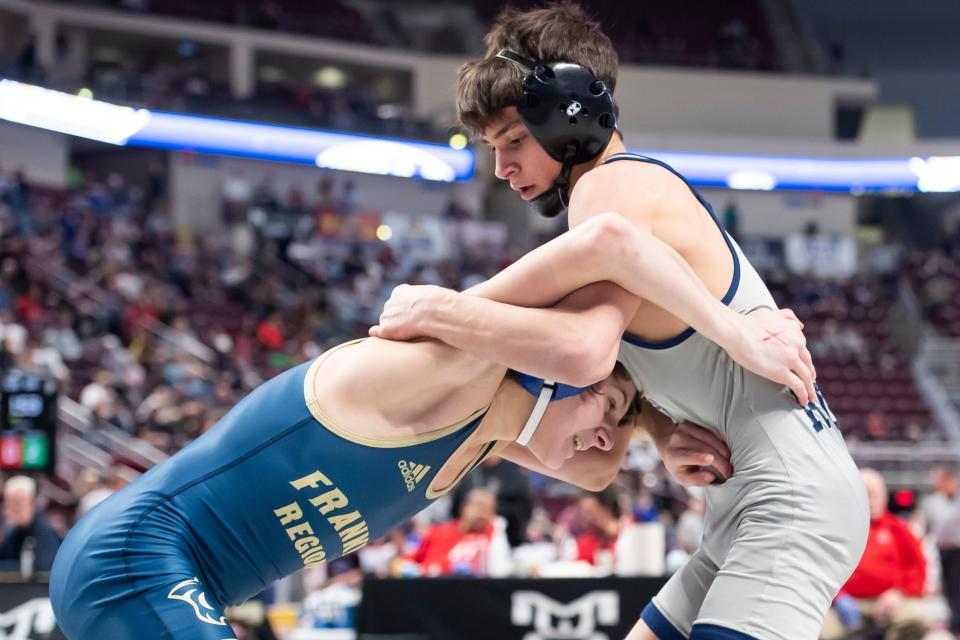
left=908, top=250, right=960, bottom=337
left=473, top=0, right=778, bottom=69
left=785, top=284, right=935, bottom=441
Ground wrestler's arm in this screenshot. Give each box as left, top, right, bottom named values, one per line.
left=373, top=209, right=813, bottom=400
left=375, top=280, right=640, bottom=387
left=460, top=163, right=723, bottom=310
left=465, top=211, right=741, bottom=343
left=370, top=212, right=722, bottom=386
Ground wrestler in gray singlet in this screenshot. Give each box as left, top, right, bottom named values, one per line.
left=611, top=154, right=869, bottom=640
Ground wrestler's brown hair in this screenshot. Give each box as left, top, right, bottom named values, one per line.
left=456, top=1, right=619, bottom=139
left=610, top=362, right=643, bottom=428
left=583, top=362, right=643, bottom=428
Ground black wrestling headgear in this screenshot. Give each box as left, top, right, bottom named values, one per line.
left=496, top=49, right=618, bottom=218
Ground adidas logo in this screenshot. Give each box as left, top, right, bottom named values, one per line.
left=398, top=460, right=431, bottom=493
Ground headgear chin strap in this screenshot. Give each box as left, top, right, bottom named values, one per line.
left=495, top=49, right=617, bottom=218
left=529, top=155, right=575, bottom=218
left=515, top=381, right=556, bottom=446
left=512, top=373, right=591, bottom=447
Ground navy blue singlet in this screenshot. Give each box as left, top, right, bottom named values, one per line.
left=50, top=340, right=494, bottom=640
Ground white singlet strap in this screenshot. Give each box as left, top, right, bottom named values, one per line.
left=515, top=381, right=556, bottom=447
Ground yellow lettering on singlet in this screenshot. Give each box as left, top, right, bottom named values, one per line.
left=294, top=536, right=320, bottom=553
left=327, top=510, right=360, bottom=531
left=303, top=548, right=327, bottom=566
left=309, top=488, right=348, bottom=515
left=273, top=502, right=303, bottom=526
left=286, top=522, right=314, bottom=541
left=276, top=468, right=372, bottom=566
left=339, top=521, right=368, bottom=544
left=290, top=470, right=333, bottom=491
left=341, top=530, right=369, bottom=555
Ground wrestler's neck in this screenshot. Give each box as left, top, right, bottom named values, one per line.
left=568, top=133, right=627, bottom=196
left=477, top=377, right=539, bottom=444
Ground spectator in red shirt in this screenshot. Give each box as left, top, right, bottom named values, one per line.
left=574, top=488, right=623, bottom=572
left=821, top=468, right=928, bottom=640
left=16, top=284, right=45, bottom=324
left=410, top=489, right=496, bottom=576
left=256, top=313, right=285, bottom=351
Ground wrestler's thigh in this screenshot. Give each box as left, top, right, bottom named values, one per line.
left=59, top=575, right=237, bottom=640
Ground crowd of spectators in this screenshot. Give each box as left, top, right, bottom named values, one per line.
left=909, top=217, right=960, bottom=338
left=2, top=163, right=959, bottom=636
left=0, top=163, right=949, bottom=459
left=57, top=0, right=781, bottom=71
left=0, top=163, right=515, bottom=459
left=758, top=259, right=937, bottom=442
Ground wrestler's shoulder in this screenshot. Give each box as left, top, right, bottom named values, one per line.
left=569, top=161, right=688, bottom=226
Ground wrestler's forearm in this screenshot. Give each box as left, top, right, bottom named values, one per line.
left=464, top=213, right=742, bottom=353
left=422, top=282, right=635, bottom=385
left=421, top=297, right=582, bottom=382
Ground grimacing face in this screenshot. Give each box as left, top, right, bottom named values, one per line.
left=481, top=107, right=562, bottom=203
left=526, top=374, right=638, bottom=470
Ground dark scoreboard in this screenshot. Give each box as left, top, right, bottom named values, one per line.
left=0, top=370, right=57, bottom=473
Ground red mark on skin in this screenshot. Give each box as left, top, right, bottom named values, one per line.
left=762, top=330, right=786, bottom=343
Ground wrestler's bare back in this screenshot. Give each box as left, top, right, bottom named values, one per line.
left=313, top=337, right=506, bottom=433
left=310, top=337, right=526, bottom=488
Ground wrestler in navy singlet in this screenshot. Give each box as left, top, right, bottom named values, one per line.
left=50, top=340, right=495, bottom=640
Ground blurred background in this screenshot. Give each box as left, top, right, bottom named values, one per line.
left=0, top=1, right=958, bottom=639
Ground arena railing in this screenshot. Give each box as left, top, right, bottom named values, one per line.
left=923, top=336, right=960, bottom=392
left=914, top=340, right=960, bottom=444
left=921, top=336, right=960, bottom=405
left=847, top=440, right=960, bottom=489
left=57, top=394, right=168, bottom=476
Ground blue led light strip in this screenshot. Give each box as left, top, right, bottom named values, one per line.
left=1, top=79, right=957, bottom=192
left=632, top=149, right=957, bottom=193
left=0, top=79, right=475, bottom=182
left=132, top=111, right=475, bottom=182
